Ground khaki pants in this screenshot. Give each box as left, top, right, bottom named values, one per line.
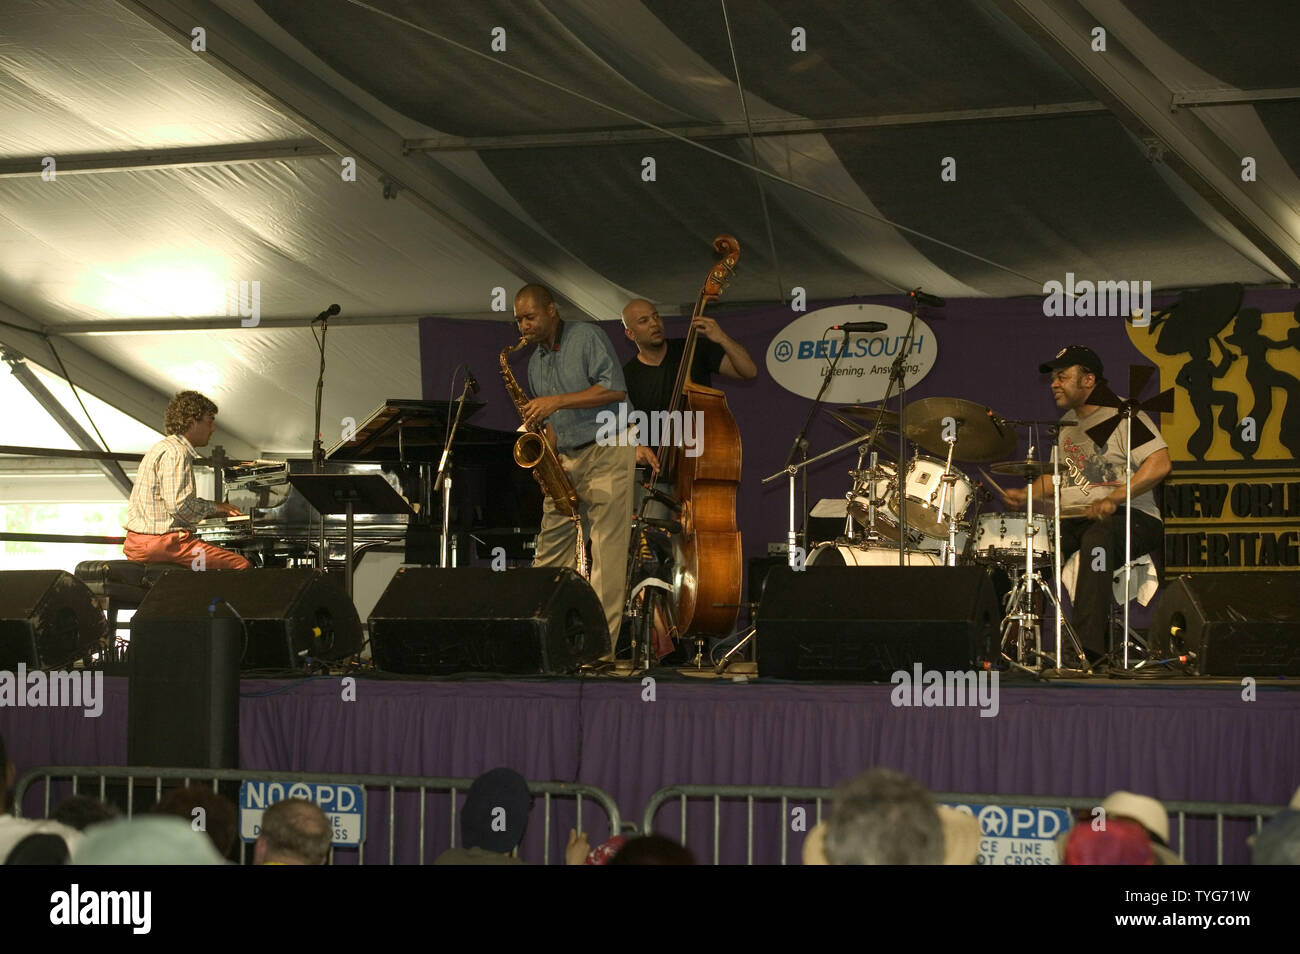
left=532, top=439, right=637, bottom=653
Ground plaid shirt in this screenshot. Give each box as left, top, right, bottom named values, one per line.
left=124, top=434, right=215, bottom=533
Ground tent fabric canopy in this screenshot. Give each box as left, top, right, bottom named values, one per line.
left=1, top=0, right=1297, bottom=452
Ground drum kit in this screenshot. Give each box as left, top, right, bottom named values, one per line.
left=812, top=396, right=1089, bottom=674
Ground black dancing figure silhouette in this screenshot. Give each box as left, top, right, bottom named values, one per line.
left=1224, top=306, right=1300, bottom=458
left=1151, top=283, right=1252, bottom=461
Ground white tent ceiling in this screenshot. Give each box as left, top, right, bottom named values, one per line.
left=1, top=0, right=1297, bottom=455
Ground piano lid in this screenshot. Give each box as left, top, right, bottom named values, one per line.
left=325, top=398, right=511, bottom=462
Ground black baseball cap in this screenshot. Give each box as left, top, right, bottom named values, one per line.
left=1039, top=345, right=1103, bottom=375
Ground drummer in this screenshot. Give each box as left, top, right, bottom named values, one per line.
left=1000, top=346, right=1171, bottom=661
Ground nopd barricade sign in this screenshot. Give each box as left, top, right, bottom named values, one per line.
left=239, top=780, right=366, bottom=848
left=944, top=802, right=1071, bottom=865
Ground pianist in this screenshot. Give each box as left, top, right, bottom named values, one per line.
left=123, top=391, right=252, bottom=570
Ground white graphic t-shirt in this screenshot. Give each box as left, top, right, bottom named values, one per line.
left=1056, top=406, right=1167, bottom=520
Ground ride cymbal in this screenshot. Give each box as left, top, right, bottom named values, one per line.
left=903, top=397, right=1016, bottom=462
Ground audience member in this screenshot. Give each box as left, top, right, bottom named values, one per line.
left=1062, top=817, right=1154, bottom=865
left=1251, top=809, right=1300, bottom=865
left=5, top=832, right=71, bottom=865
left=1099, top=790, right=1182, bottom=864
left=153, top=784, right=238, bottom=859
left=73, top=816, right=225, bottom=865
left=52, top=795, right=121, bottom=831
left=822, top=768, right=944, bottom=865
left=607, top=834, right=696, bottom=865
left=583, top=834, right=628, bottom=865
left=802, top=822, right=830, bottom=865
left=433, top=768, right=531, bottom=865
left=254, top=798, right=331, bottom=865
left=0, top=732, right=82, bottom=863
left=937, top=805, right=980, bottom=865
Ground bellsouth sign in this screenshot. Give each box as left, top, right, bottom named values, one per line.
left=765, top=304, right=937, bottom=402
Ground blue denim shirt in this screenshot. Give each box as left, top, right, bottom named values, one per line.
left=526, top=320, right=627, bottom=452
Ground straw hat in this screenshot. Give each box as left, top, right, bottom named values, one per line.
left=1101, top=791, right=1169, bottom=844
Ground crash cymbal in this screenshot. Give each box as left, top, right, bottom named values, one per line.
left=990, top=459, right=1055, bottom=478
left=903, top=397, right=1016, bottom=462
left=834, top=405, right=900, bottom=430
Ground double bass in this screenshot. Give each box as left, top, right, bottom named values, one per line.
left=656, top=235, right=743, bottom=639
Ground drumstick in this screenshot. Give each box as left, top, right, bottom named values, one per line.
left=979, top=468, right=1009, bottom=498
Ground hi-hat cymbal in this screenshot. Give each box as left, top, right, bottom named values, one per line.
left=903, top=397, right=1016, bottom=462
left=990, top=459, right=1055, bottom=478
left=834, top=405, right=900, bottom=430
left=827, top=411, right=899, bottom=457
left=826, top=410, right=869, bottom=436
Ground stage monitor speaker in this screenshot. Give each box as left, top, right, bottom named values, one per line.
left=369, top=567, right=608, bottom=675
left=757, top=566, right=1000, bottom=681
left=130, top=568, right=362, bottom=670
left=128, top=615, right=240, bottom=768
left=1148, top=573, right=1300, bottom=676
left=0, top=570, right=107, bottom=670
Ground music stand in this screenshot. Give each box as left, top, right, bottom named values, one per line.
left=288, top=474, right=413, bottom=598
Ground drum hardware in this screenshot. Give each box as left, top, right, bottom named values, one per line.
left=935, top=424, right=965, bottom=566
left=992, top=442, right=1089, bottom=675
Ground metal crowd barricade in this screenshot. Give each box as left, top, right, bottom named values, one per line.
left=642, top=784, right=1285, bottom=865
left=15, top=766, right=622, bottom=865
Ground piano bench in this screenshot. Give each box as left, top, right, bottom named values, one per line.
left=74, top=560, right=184, bottom=635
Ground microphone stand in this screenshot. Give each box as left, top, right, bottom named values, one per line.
left=310, top=308, right=334, bottom=568
left=890, top=294, right=924, bottom=564
left=780, top=329, right=851, bottom=560
left=435, top=367, right=477, bottom=568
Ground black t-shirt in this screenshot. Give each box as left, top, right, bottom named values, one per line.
left=622, top=338, right=725, bottom=413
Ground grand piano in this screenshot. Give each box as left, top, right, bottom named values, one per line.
left=196, top=400, right=543, bottom=570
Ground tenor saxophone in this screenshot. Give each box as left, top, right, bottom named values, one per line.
left=499, top=337, right=587, bottom=575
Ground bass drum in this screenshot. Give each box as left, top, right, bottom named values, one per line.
left=805, top=543, right=942, bottom=567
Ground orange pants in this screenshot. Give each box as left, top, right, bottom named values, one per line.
left=123, top=530, right=252, bottom=570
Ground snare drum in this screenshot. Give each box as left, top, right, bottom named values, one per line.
left=805, top=542, right=942, bottom=567
left=891, top=456, right=974, bottom=540
left=972, top=513, right=1053, bottom=565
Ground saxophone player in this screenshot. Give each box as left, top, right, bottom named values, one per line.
left=513, top=284, right=636, bottom=657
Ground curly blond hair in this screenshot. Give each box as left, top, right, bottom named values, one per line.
left=164, top=391, right=218, bottom=436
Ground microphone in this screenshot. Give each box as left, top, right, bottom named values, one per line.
left=909, top=289, right=946, bottom=308
left=986, top=409, right=1004, bottom=438
left=464, top=367, right=480, bottom=395
left=641, top=484, right=683, bottom=513
left=314, top=303, right=341, bottom=322
left=642, top=516, right=684, bottom=535
left=830, top=321, right=889, bottom=333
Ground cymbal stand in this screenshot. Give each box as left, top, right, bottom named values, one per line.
left=844, top=445, right=880, bottom=542
left=937, top=425, right=961, bottom=566
left=1000, top=446, right=1089, bottom=673
left=1051, top=443, right=1064, bottom=668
